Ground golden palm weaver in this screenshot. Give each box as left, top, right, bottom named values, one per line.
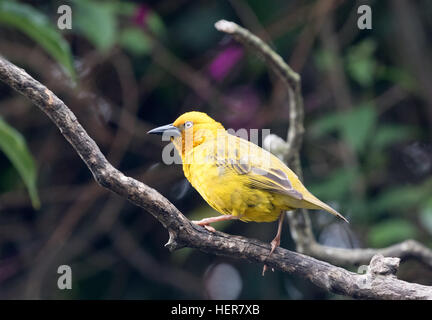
left=148, top=112, right=347, bottom=274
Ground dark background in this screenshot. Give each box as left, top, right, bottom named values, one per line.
left=0, top=0, right=431, bottom=299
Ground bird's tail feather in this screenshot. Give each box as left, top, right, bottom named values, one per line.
left=302, top=194, right=349, bottom=223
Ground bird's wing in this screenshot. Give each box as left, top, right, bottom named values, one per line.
left=243, top=166, right=303, bottom=200
left=208, top=134, right=303, bottom=200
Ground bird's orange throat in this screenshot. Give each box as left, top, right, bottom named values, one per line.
left=172, top=131, right=203, bottom=160
left=172, top=124, right=224, bottom=161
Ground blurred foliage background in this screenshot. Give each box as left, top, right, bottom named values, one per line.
left=0, top=0, right=431, bottom=299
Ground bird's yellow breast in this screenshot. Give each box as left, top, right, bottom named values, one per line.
left=182, top=135, right=295, bottom=222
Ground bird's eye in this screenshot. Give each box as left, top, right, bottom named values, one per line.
left=185, top=121, right=193, bottom=129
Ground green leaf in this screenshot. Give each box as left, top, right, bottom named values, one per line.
left=0, top=0, right=75, bottom=80
left=0, top=117, right=40, bottom=209
left=109, top=2, right=137, bottom=16
left=368, top=219, right=417, bottom=247
left=310, top=104, right=377, bottom=154
left=73, top=0, right=117, bottom=51
left=309, top=167, right=358, bottom=200
left=147, top=12, right=166, bottom=36
left=119, top=28, right=152, bottom=56
left=346, top=39, right=377, bottom=87
left=371, top=184, right=429, bottom=214
left=310, top=112, right=343, bottom=137
left=372, top=125, right=415, bottom=149
left=378, top=66, right=416, bottom=91
left=341, top=103, right=377, bottom=153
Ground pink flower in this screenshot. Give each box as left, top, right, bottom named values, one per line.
left=208, top=46, right=244, bottom=82
left=133, top=4, right=150, bottom=27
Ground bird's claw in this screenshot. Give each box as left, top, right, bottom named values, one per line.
left=262, top=238, right=280, bottom=276
left=203, top=225, right=216, bottom=232
left=262, top=264, right=275, bottom=276
left=192, top=221, right=216, bottom=232
left=270, top=239, right=279, bottom=255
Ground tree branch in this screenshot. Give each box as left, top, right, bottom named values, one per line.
left=1, top=50, right=431, bottom=299
left=215, top=19, right=432, bottom=270
left=307, top=239, right=432, bottom=268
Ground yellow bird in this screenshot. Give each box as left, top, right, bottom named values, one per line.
left=148, top=112, right=347, bottom=272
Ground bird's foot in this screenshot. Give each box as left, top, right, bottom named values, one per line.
left=192, top=220, right=216, bottom=232
left=191, top=215, right=237, bottom=232
left=270, top=237, right=280, bottom=253
left=262, top=236, right=281, bottom=276
left=262, top=264, right=274, bottom=276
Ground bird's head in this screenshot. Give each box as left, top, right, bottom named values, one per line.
left=148, top=111, right=225, bottom=157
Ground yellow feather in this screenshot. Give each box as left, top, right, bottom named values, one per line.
left=167, top=111, right=347, bottom=223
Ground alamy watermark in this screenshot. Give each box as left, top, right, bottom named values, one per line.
left=160, top=128, right=272, bottom=168
left=357, top=5, right=372, bottom=30
left=55, top=4, right=372, bottom=32
left=57, top=264, right=72, bottom=290
left=357, top=264, right=372, bottom=289
left=57, top=5, right=72, bottom=30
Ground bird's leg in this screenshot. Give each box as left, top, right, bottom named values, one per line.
left=262, top=212, right=285, bottom=276
left=192, top=215, right=237, bottom=232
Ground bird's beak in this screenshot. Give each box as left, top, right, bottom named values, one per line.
left=147, top=123, right=181, bottom=137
